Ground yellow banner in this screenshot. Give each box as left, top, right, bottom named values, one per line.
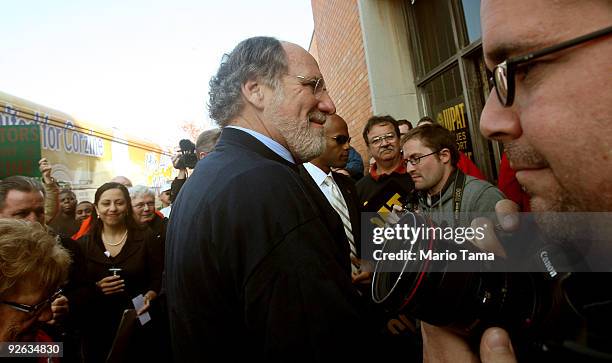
left=0, top=91, right=174, bottom=201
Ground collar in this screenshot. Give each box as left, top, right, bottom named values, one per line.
left=369, top=160, right=407, bottom=181
left=303, top=162, right=331, bottom=187
left=226, top=125, right=295, bottom=164
left=422, top=168, right=459, bottom=206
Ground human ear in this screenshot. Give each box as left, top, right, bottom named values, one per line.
left=439, top=148, right=452, bottom=164
left=241, top=79, right=265, bottom=109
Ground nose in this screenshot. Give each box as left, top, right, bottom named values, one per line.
left=479, top=90, right=523, bottom=142
left=318, top=91, right=336, bottom=115
left=404, top=160, right=416, bottom=173
left=380, top=136, right=392, bottom=147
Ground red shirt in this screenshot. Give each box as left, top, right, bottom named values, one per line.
left=497, top=152, right=531, bottom=211
left=457, top=152, right=485, bottom=180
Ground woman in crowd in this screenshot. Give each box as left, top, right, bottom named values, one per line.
left=75, top=182, right=163, bottom=363
left=0, top=219, right=71, bottom=343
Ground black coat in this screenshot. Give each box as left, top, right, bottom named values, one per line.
left=165, top=128, right=369, bottom=362
left=75, top=228, right=163, bottom=363
left=298, top=165, right=362, bottom=254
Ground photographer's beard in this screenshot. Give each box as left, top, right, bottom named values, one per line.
left=267, top=88, right=326, bottom=163
left=506, top=142, right=610, bottom=260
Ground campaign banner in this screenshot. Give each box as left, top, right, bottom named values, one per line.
left=0, top=125, right=41, bottom=178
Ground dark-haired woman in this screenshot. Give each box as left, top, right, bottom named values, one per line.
left=74, top=182, right=163, bottom=363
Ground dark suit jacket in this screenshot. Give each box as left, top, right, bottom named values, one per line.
left=298, top=165, right=362, bottom=254
left=165, top=128, right=369, bottom=362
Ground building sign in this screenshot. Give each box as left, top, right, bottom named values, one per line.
left=0, top=125, right=42, bottom=178
left=434, top=98, right=475, bottom=161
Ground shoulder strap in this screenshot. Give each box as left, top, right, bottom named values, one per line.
left=453, top=171, right=466, bottom=227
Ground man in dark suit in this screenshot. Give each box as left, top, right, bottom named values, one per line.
left=299, top=114, right=369, bottom=285
left=165, top=37, right=371, bottom=362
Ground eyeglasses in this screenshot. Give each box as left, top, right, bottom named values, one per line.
left=1, top=288, right=62, bottom=316
left=295, top=75, right=326, bottom=98
left=404, top=150, right=440, bottom=166
left=369, top=133, right=396, bottom=146
left=133, top=202, right=155, bottom=210
left=331, top=135, right=351, bottom=145
left=490, top=25, right=612, bottom=107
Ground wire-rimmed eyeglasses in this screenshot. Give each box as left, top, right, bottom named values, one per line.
left=369, top=132, right=396, bottom=146
left=403, top=150, right=439, bottom=167
left=295, top=75, right=326, bottom=99
left=1, top=288, right=62, bottom=316
left=490, top=25, right=612, bottom=107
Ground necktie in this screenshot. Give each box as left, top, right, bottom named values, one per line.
left=324, top=175, right=360, bottom=274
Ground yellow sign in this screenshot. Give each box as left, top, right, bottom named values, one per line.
left=0, top=91, right=174, bottom=201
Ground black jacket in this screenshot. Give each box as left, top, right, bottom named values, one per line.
left=298, top=165, right=362, bottom=254
left=165, top=128, right=370, bottom=362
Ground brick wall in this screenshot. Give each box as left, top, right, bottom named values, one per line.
left=310, top=0, right=373, bottom=164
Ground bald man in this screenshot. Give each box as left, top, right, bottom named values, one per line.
left=110, top=175, right=133, bottom=187
left=300, top=114, right=366, bottom=283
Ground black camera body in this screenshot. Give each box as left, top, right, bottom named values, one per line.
left=175, top=139, right=198, bottom=169
left=371, top=211, right=612, bottom=362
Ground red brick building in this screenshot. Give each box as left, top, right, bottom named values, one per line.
left=310, top=0, right=500, bottom=181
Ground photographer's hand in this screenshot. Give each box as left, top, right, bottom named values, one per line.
left=422, top=322, right=517, bottom=363
left=468, top=199, right=520, bottom=257
left=172, top=153, right=187, bottom=179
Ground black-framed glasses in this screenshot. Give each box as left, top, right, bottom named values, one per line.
left=404, top=150, right=440, bottom=166
left=295, top=75, right=326, bottom=98
left=369, top=132, right=396, bottom=146
left=331, top=135, right=351, bottom=145
left=490, top=25, right=612, bottom=107
left=1, top=288, right=62, bottom=316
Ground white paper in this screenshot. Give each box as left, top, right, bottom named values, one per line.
left=131, top=294, right=151, bottom=326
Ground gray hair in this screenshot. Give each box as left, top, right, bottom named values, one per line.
left=208, top=36, right=288, bottom=126
left=0, top=176, right=44, bottom=212
left=0, top=219, right=71, bottom=298
left=196, top=128, right=222, bottom=155
left=128, top=185, right=155, bottom=200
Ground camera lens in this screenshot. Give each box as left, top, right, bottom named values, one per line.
left=371, top=212, right=542, bottom=335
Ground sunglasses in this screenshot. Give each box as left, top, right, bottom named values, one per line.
left=331, top=135, right=351, bottom=145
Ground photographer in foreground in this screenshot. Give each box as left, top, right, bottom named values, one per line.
left=170, top=128, right=221, bottom=202
left=421, top=1, right=612, bottom=362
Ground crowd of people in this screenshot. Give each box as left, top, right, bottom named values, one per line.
left=1, top=1, right=611, bottom=362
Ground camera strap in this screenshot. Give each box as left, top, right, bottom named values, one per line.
left=452, top=171, right=466, bottom=227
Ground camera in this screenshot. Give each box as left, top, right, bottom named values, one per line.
left=370, top=211, right=612, bottom=362
left=175, top=139, right=199, bottom=169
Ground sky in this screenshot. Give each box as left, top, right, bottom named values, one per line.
left=1, top=0, right=314, bottom=148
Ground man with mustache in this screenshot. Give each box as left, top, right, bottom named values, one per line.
left=421, top=1, right=612, bottom=362
left=356, top=115, right=415, bottom=213
left=166, top=37, right=371, bottom=361
left=0, top=219, right=71, bottom=343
